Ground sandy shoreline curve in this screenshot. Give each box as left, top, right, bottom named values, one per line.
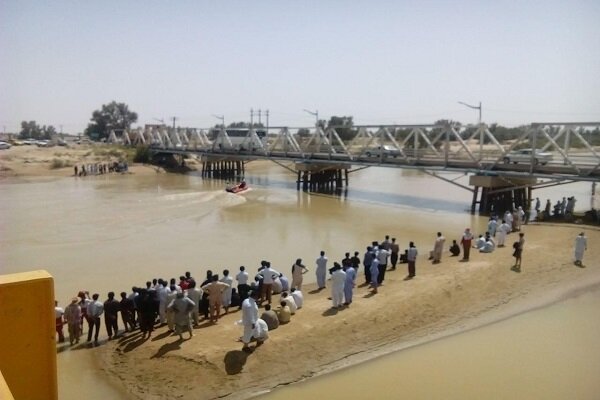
left=91, top=223, right=598, bottom=400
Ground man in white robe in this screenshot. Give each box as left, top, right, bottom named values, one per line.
left=315, top=251, right=328, bottom=289
left=497, top=220, right=511, bottom=247
left=290, top=288, right=304, bottom=309
left=241, top=291, right=259, bottom=352
left=574, top=232, right=587, bottom=266
left=330, top=263, right=346, bottom=308
left=487, top=218, right=498, bottom=237
left=220, top=269, right=234, bottom=313
left=185, top=281, right=203, bottom=327
left=252, top=318, right=269, bottom=346
left=343, top=265, right=356, bottom=306
left=479, top=238, right=495, bottom=253
left=430, top=232, right=445, bottom=264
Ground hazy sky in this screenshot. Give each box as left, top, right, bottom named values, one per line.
left=1, top=1, right=599, bottom=134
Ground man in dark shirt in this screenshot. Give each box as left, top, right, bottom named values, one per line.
left=103, top=292, right=120, bottom=340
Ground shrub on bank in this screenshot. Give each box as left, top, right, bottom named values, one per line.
left=133, top=145, right=151, bottom=163
left=50, top=158, right=73, bottom=169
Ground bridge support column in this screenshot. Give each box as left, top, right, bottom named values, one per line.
left=295, top=163, right=350, bottom=193
left=469, top=175, right=537, bottom=216
left=201, top=156, right=248, bottom=181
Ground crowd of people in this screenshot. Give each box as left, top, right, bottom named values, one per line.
left=534, top=196, right=577, bottom=220
left=54, top=228, right=589, bottom=350
left=73, top=161, right=128, bottom=177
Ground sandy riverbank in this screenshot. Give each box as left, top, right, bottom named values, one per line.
left=92, top=223, right=599, bottom=400
left=0, top=143, right=166, bottom=181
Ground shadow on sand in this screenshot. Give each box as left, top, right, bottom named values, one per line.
left=150, top=338, right=182, bottom=359
left=224, top=350, right=250, bottom=375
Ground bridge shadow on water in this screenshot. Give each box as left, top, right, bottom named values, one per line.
left=195, top=172, right=468, bottom=214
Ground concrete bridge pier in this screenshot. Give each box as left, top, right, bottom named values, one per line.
left=295, top=163, right=349, bottom=192
left=201, top=156, right=245, bottom=179
left=470, top=175, right=536, bottom=215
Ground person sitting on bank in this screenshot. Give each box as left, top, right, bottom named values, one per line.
left=479, top=238, right=496, bottom=253
left=474, top=234, right=486, bottom=250
left=260, top=304, right=279, bottom=331
left=276, top=301, right=291, bottom=324
left=449, top=240, right=460, bottom=257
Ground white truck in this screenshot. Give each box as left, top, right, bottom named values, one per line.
left=503, top=149, right=553, bottom=165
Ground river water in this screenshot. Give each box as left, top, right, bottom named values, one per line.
left=0, top=162, right=596, bottom=399
left=262, top=288, right=600, bottom=400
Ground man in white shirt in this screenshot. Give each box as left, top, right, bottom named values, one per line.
left=236, top=266, right=250, bottom=308
left=185, top=281, right=203, bottom=327
left=259, top=261, right=280, bottom=305
left=376, top=246, right=389, bottom=284
left=290, top=288, right=304, bottom=309
left=220, top=269, right=234, bottom=313
left=86, top=293, right=104, bottom=344
left=156, top=279, right=171, bottom=325
left=316, top=251, right=328, bottom=290
left=574, top=232, right=587, bottom=266
left=55, top=301, right=65, bottom=343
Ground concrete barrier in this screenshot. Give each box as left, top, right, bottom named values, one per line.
left=0, top=270, right=57, bottom=400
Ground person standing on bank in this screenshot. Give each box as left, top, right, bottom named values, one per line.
left=316, top=251, right=328, bottom=290
left=574, top=232, right=587, bottom=266
left=390, top=238, right=400, bottom=270
left=330, top=262, right=346, bottom=309
left=291, top=258, right=308, bottom=290
left=512, top=232, right=525, bottom=270
left=431, top=232, right=445, bottom=264
left=343, top=262, right=356, bottom=306
left=407, top=242, right=418, bottom=278
left=460, top=228, right=473, bottom=261
left=363, top=246, right=374, bottom=284
left=241, top=290, right=259, bottom=353
left=86, top=293, right=104, bottom=344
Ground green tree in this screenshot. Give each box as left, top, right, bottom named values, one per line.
left=85, top=101, right=138, bottom=140
left=19, top=121, right=55, bottom=140
left=326, top=116, right=354, bottom=141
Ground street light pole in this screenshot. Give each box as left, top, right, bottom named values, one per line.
left=303, top=109, right=319, bottom=127
left=458, top=100, right=483, bottom=159
left=458, top=101, right=482, bottom=125
left=211, top=114, right=225, bottom=128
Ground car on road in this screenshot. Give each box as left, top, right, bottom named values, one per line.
left=36, top=140, right=54, bottom=147
left=22, top=139, right=37, bottom=145
left=503, top=149, right=553, bottom=165
left=0, top=141, right=11, bottom=150
left=365, top=145, right=402, bottom=158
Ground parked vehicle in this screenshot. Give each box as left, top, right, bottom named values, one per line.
left=22, top=139, right=37, bottom=145
left=365, top=145, right=401, bottom=158
left=0, top=141, right=11, bottom=150
left=503, top=149, right=553, bottom=165
left=36, top=140, right=53, bottom=147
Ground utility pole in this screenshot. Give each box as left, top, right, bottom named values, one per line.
left=170, top=117, right=178, bottom=131
left=265, top=109, right=269, bottom=133
left=458, top=101, right=482, bottom=125
left=258, top=109, right=262, bottom=126
left=458, top=101, right=483, bottom=159
left=303, top=109, right=319, bottom=127
left=250, top=108, right=254, bottom=126
left=212, top=114, right=225, bottom=128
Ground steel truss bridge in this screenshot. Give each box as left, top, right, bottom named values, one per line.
left=110, top=122, right=600, bottom=189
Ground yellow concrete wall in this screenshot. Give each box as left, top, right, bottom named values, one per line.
left=0, top=270, right=57, bottom=400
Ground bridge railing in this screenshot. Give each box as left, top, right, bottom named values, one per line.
left=113, top=122, right=600, bottom=176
